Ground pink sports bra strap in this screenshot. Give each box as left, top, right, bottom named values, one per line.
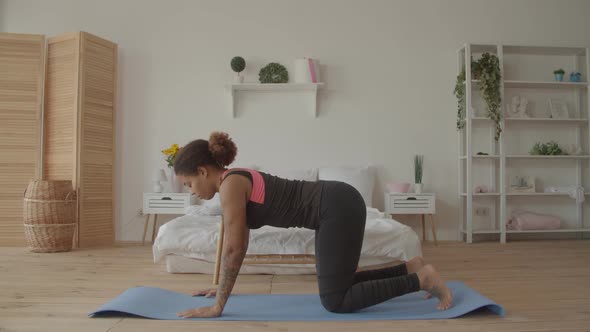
left=222, top=168, right=265, bottom=204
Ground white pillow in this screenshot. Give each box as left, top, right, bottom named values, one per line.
left=185, top=193, right=222, bottom=216
left=234, top=164, right=260, bottom=170
left=366, top=206, right=385, bottom=219
left=318, top=166, right=374, bottom=207
left=260, top=167, right=318, bottom=181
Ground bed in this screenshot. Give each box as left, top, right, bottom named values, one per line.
left=153, top=206, right=422, bottom=274
left=152, top=166, right=423, bottom=275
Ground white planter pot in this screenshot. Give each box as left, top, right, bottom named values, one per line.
left=414, top=183, right=423, bottom=194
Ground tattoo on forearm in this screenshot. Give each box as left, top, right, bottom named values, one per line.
left=215, top=248, right=245, bottom=309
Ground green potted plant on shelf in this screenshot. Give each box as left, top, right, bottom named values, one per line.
left=530, top=141, right=567, bottom=155
left=454, top=53, right=502, bottom=141
left=231, top=56, right=246, bottom=83
left=259, top=62, right=289, bottom=83
left=553, top=68, right=565, bottom=82
left=414, top=154, right=424, bottom=193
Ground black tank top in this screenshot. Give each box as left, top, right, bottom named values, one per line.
left=221, top=169, right=325, bottom=230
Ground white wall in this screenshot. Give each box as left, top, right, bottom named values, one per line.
left=3, top=0, right=590, bottom=242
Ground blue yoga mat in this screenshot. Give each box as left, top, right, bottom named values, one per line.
left=89, top=281, right=504, bottom=321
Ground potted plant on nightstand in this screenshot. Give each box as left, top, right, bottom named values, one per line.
left=162, top=143, right=184, bottom=193
left=414, top=154, right=424, bottom=194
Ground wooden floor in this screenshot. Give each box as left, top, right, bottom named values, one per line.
left=1, top=240, right=590, bottom=332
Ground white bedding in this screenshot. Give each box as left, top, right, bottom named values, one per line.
left=153, top=207, right=422, bottom=273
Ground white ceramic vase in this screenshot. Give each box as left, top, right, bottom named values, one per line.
left=414, top=183, right=423, bottom=194
left=167, top=167, right=184, bottom=193
left=152, top=181, right=163, bottom=193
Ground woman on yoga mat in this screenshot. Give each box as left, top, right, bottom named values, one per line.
left=173, top=131, right=453, bottom=318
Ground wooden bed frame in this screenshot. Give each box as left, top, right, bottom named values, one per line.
left=212, top=218, right=316, bottom=285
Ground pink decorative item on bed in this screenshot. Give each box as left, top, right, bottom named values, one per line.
left=507, top=210, right=561, bottom=231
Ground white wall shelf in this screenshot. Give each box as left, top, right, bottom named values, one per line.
left=502, top=45, right=586, bottom=56
left=505, top=118, right=589, bottom=124
left=472, top=117, right=588, bottom=124
left=461, top=192, right=590, bottom=197
left=464, top=44, right=586, bottom=56
left=504, top=80, right=588, bottom=89
left=469, top=79, right=587, bottom=89
left=506, top=193, right=590, bottom=196
left=506, top=155, right=590, bottom=159
left=226, top=83, right=324, bottom=118
left=460, top=155, right=500, bottom=160
left=463, top=228, right=590, bottom=234
left=460, top=193, right=500, bottom=197
left=507, top=229, right=590, bottom=234
left=457, top=43, right=590, bottom=244
left=460, top=228, right=501, bottom=234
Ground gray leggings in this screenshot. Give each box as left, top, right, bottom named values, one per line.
left=315, top=181, right=421, bottom=313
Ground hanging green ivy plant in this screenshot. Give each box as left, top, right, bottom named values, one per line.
left=454, top=53, right=502, bottom=140
left=478, top=53, right=502, bottom=140
left=454, top=57, right=477, bottom=131
left=453, top=69, right=466, bottom=130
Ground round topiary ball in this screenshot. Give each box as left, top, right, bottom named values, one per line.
left=258, top=62, right=289, bottom=83
left=231, top=56, right=246, bottom=73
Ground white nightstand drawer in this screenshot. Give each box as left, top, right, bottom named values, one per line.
left=385, top=193, right=435, bottom=214
left=143, top=193, right=191, bottom=214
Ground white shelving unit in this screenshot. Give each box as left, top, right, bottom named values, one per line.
left=472, top=79, right=588, bottom=89
left=457, top=43, right=590, bottom=243
left=226, top=83, right=324, bottom=118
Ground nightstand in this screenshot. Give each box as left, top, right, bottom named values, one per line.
left=384, top=193, right=437, bottom=245
left=142, top=193, right=191, bottom=245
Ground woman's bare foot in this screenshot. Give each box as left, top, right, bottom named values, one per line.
left=405, top=256, right=425, bottom=274
left=417, top=264, right=453, bottom=310
left=405, top=257, right=433, bottom=300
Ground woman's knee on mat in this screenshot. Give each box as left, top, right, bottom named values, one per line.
left=319, top=292, right=353, bottom=313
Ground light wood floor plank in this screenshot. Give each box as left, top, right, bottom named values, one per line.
left=1, top=240, right=589, bottom=331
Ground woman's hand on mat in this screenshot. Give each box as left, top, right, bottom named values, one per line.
left=192, top=288, right=217, bottom=298
left=176, top=305, right=222, bottom=318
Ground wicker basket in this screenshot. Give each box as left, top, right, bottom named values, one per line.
left=23, top=180, right=77, bottom=253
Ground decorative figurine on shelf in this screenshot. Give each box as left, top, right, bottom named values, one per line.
left=563, top=144, right=583, bottom=155
left=474, top=185, right=490, bottom=193
left=547, top=98, right=569, bottom=119
left=509, top=175, right=535, bottom=193
left=506, top=95, right=529, bottom=118
left=569, top=71, right=582, bottom=82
